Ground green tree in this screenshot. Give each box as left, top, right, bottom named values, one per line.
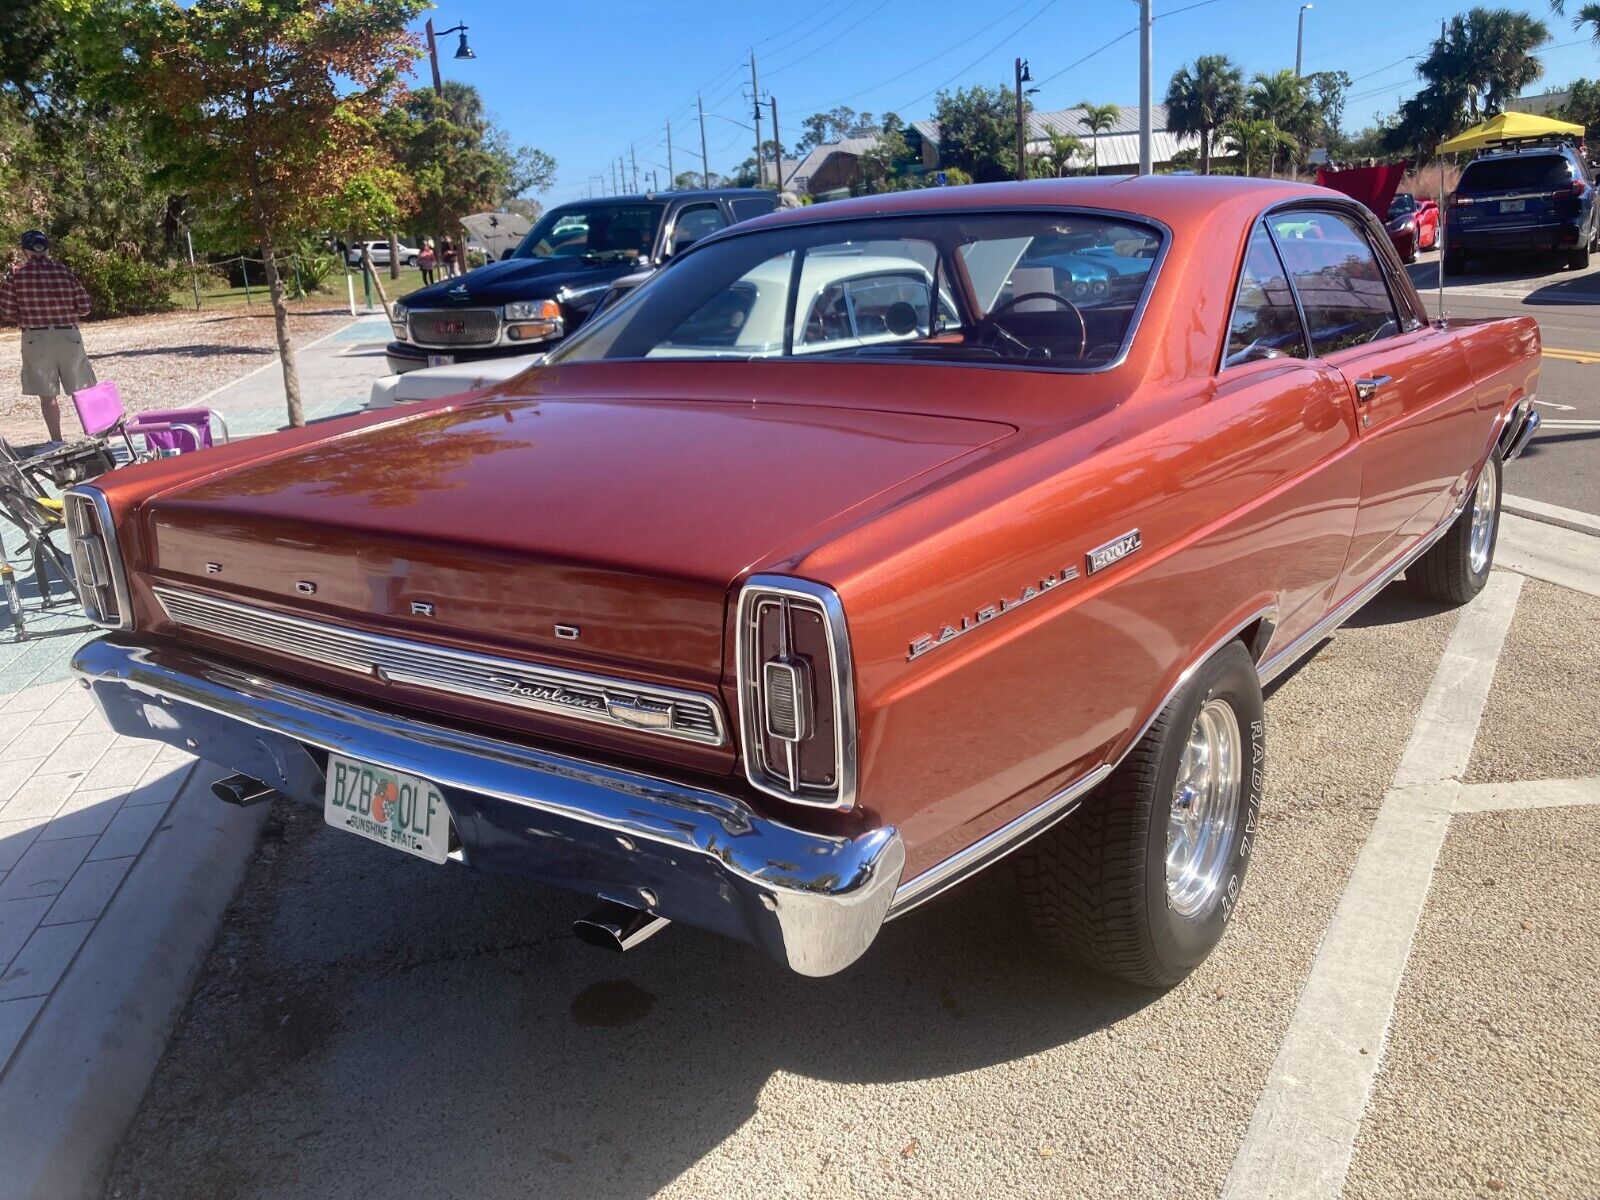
left=1077, top=102, right=1121, bottom=174
left=1029, top=128, right=1085, bottom=177
left=1249, top=70, right=1313, bottom=173
left=1548, top=1, right=1600, bottom=47
left=933, top=85, right=1025, bottom=182
left=123, top=0, right=426, bottom=427
left=391, top=81, right=554, bottom=249
left=1304, top=69, right=1354, bottom=149
left=1385, top=8, right=1549, bottom=156
left=1164, top=55, right=1245, bottom=175
left=1556, top=78, right=1600, bottom=140
left=1221, top=117, right=1298, bottom=177
left=856, top=113, right=915, bottom=192
left=795, top=106, right=880, bottom=152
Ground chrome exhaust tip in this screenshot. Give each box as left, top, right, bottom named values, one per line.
left=572, top=899, right=671, bottom=953
left=211, top=772, right=275, bottom=807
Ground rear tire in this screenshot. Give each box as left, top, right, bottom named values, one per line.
left=1015, top=641, right=1265, bottom=988
left=1407, top=449, right=1501, bottom=605
left=1570, top=245, right=1591, bottom=271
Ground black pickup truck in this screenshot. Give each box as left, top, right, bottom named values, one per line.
left=385, top=188, right=779, bottom=373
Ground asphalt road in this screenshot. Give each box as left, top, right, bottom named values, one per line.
left=1407, top=249, right=1600, bottom=513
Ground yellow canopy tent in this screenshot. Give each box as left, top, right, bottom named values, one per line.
left=1437, top=111, right=1586, bottom=155
left=1431, top=112, right=1586, bottom=318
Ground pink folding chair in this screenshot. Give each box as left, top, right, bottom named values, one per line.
left=73, top=381, right=229, bottom=457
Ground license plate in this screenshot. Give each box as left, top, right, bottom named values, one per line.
left=427, top=354, right=455, bottom=368
left=324, top=754, right=451, bottom=864
left=1500, top=199, right=1525, bottom=213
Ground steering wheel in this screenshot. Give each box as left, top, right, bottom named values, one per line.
left=982, top=291, right=1088, bottom=361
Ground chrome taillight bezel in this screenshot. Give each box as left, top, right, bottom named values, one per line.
left=64, top=486, right=132, bottom=630
left=736, top=575, right=857, bottom=811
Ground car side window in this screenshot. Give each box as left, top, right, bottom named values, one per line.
left=728, top=196, right=776, bottom=223
left=670, top=204, right=728, bottom=255
left=1268, top=210, right=1400, bottom=356
left=1223, top=224, right=1308, bottom=368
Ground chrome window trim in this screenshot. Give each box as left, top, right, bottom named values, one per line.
left=151, top=587, right=728, bottom=748
left=555, top=205, right=1174, bottom=376
left=1217, top=220, right=1312, bottom=375
left=1260, top=199, right=1413, bottom=352
left=64, top=485, right=133, bottom=631
left=735, top=574, right=858, bottom=812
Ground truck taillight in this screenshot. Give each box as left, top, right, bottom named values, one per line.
left=736, top=576, right=856, bottom=811
left=65, top=488, right=132, bottom=630
left=1448, top=193, right=1474, bottom=208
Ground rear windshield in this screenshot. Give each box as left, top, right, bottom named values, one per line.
left=1458, top=155, right=1572, bottom=194
left=547, top=211, right=1165, bottom=372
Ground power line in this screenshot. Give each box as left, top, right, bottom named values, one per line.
left=1031, top=25, right=1137, bottom=90
left=764, top=0, right=897, bottom=79
left=896, top=0, right=1061, bottom=111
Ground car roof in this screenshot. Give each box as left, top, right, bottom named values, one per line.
left=719, top=176, right=1342, bottom=240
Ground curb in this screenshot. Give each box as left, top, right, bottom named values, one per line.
left=0, top=760, right=265, bottom=1200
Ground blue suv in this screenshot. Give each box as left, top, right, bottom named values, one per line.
left=1444, top=143, right=1596, bottom=274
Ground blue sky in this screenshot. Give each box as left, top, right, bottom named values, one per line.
left=414, top=0, right=1599, bottom=203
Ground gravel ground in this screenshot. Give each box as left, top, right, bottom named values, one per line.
left=1345, top=806, right=1600, bottom=1200
left=103, top=585, right=1463, bottom=1200
left=0, top=304, right=356, bottom=445
left=1464, top=578, right=1600, bottom=785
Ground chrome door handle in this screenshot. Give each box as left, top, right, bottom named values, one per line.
left=1355, top=374, right=1392, bottom=402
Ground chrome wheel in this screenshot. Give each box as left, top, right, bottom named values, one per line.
left=1166, top=698, right=1242, bottom=918
left=1468, top=463, right=1498, bottom=575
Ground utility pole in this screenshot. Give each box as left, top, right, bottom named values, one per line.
left=611, top=158, right=619, bottom=193
left=770, top=95, right=782, bottom=189
left=425, top=19, right=443, bottom=92
left=750, top=51, right=763, bottom=186
left=698, top=94, right=711, bottom=188
left=1014, top=57, right=1030, bottom=182
left=1137, top=0, right=1153, bottom=175
left=666, top=120, right=675, bottom=188
left=630, top=144, right=639, bottom=192
left=1295, top=4, right=1312, bottom=77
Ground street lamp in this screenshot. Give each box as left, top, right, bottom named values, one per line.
left=1295, top=4, right=1313, bottom=78
left=1014, top=58, right=1038, bottom=182
left=425, top=18, right=475, bottom=93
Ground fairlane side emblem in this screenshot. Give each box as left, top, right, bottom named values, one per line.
left=908, top=564, right=1081, bottom=661
left=605, top=696, right=674, bottom=730
left=1086, top=529, right=1141, bottom=575
left=487, top=675, right=605, bottom=713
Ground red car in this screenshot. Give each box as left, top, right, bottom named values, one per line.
left=68, top=178, right=1540, bottom=986
left=1386, top=193, right=1440, bottom=262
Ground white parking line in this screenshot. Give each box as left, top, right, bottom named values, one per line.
left=1454, top=777, right=1600, bottom=812
left=1502, top=494, right=1600, bottom=535
left=1223, top=571, right=1525, bottom=1200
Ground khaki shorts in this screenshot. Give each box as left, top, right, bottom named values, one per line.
left=20, top=327, right=97, bottom=398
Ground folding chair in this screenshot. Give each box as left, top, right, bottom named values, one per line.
left=73, top=380, right=229, bottom=458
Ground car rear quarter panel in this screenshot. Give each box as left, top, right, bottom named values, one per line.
left=788, top=199, right=1372, bottom=877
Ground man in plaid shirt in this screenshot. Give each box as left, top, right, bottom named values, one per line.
left=0, top=230, right=96, bottom=443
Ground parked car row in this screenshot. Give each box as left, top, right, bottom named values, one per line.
left=70, top=176, right=1539, bottom=991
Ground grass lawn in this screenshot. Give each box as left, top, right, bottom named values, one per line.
left=171, top=265, right=438, bottom=313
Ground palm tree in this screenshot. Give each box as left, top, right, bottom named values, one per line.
left=1165, top=55, right=1245, bottom=175
left=1077, top=102, right=1120, bottom=174
left=1548, top=1, right=1599, bottom=48
left=1030, top=128, right=1086, bottom=177
left=1249, top=69, right=1312, bottom=175
left=1221, top=117, right=1298, bottom=177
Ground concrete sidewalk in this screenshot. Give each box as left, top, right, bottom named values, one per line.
left=0, top=314, right=392, bottom=1200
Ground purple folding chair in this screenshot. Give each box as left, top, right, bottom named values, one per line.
left=72, top=381, right=228, bottom=457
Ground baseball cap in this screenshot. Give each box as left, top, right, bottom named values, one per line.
left=20, top=231, right=49, bottom=252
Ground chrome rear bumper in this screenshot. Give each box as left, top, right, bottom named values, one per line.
left=72, top=637, right=905, bottom=977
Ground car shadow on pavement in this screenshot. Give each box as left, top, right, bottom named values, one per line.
left=113, top=797, right=1158, bottom=1199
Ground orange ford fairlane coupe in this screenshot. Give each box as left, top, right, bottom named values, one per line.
left=68, top=178, right=1540, bottom=984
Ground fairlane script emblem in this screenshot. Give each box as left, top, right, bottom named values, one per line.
left=1085, top=528, right=1142, bottom=575
left=907, top=565, right=1081, bottom=661
left=487, top=675, right=605, bottom=714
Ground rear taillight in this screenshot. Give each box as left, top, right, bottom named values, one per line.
left=1552, top=179, right=1587, bottom=202
left=65, top=488, right=131, bottom=629
left=736, top=576, right=856, bottom=810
